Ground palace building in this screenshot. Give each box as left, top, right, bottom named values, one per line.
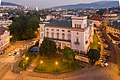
left=39, top=16, right=94, bottom=54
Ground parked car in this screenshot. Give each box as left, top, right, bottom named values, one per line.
left=9, top=52, right=17, bottom=56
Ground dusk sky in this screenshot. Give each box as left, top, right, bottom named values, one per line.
left=2, top=0, right=118, bottom=8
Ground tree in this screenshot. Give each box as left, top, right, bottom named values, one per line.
left=96, top=8, right=107, bottom=15
left=87, top=49, right=100, bottom=65
left=62, top=47, right=75, bottom=63
left=9, top=14, right=39, bottom=41
left=39, top=38, right=57, bottom=57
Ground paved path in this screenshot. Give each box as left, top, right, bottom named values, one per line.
left=27, top=56, right=40, bottom=72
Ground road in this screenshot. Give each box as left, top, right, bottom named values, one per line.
left=0, top=41, right=33, bottom=80
left=102, top=29, right=120, bottom=66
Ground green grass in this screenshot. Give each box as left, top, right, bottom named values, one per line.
left=34, top=57, right=82, bottom=74
left=19, top=52, right=36, bottom=70
left=90, top=33, right=100, bottom=51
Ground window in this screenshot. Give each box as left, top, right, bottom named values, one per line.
left=68, top=30, right=70, bottom=32
left=46, top=28, right=49, bottom=30
left=57, top=29, right=59, bottom=31
left=51, top=29, right=54, bottom=31
left=68, top=34, right=71, bottom=40
left=76, top=38, right=79, bottom=42
left=51, top=32, right=54, bottom=38
left=75, top=38, right=80, bottom=45
left=77, top=32, right=79, bottom=35
left=62, top=33, right=65, bottom=40
left=75, top=24, right=77, bottom=28
left=62, top=30, right=65, bottom=32
left=79, top=24, right=81, bottom=28
left=75, top=24, right=81, bottom=28
left=57, top=33, right=59, bottom=39
left=86, top=41, right=88, bottom=44
left=46, top=32, right=49, bottom=37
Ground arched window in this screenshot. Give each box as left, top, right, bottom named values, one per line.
left=62, top=33, right=65, bottom=40
left=76, top=38, right=79, bottom=42
left=68, top=34, right=71, bottom=40
left=57, top=33, right=59, bottom=39
left=51, top=32, right=54, bottom=38
left=46, top=32, right=49, bottom=37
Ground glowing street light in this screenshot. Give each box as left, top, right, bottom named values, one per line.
left=98, top=42, right=101, bottom=45
left=55, top=61, right=58, bottom=65
left=25, top=57, right=29, bottom=61
left=10, top=35, right=13, bottom=38
left=40, top=60, right=43, bottom=64
left=38, top=28, right=40, bottom=30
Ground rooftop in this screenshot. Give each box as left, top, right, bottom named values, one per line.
left=45, top=19, right=72, bottom=28
left=89, top=14, right=102, bottom=21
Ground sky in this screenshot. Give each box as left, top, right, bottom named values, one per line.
left=2, top=0, right=118, bottom=8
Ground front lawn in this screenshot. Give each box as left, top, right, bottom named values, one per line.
left=90, top=33, right=100, bottom=51
left=34, top=57, right=83, bottom=74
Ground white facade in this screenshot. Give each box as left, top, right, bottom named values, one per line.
left=39, top=16, right=94, bottom=53
left=0, top=27, right=10, bottom=53
left=0, top=20, right=12, bottom=27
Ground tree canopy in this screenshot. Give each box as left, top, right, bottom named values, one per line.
left=96, top=8, right=107, bottom=15
left=9, top=14, right=39, bottom=41
left=62, top=47, right=75, bottom=63
left=39, top=38, right=57, bottom=57
left=87, top=49, right=100, bottom=65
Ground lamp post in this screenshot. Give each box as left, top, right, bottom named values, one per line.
left=55, top=61, right=58, bottom=72
left=23, top=57, right=29, bottom=69
left=55, top=61, right=58, bottom=65
left=40, top=60, right=43, bottom=64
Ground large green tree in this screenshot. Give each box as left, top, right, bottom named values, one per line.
left=9, top=14, right=39, bottom=41
left=87, top=49, right=100, bottom=65
left=39, top=38, right=57, bottom=57
left=62, top=47, right=75, bottom=63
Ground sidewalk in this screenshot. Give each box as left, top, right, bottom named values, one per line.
left=21, top=63, right=92, bottom=80
left=27, top=56, right=40, bottom=72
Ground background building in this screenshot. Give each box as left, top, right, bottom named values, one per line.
left=0, top=27, right=10, bottom=54
left=0, top=20, right=12, bottom=27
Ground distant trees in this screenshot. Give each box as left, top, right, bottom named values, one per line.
left=9, top=14, right=39, bottom=41
left=96, top=8, right=107, bottom=15
left=39, top=38, right=57, bottom=58
left=87, top=49, right=100, bottom=65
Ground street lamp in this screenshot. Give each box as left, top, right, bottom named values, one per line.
left=25, top=57, right=29, bottom=61
left=55, top=61, right=58, bottom=65
left=98, top=42, right=101, bottom=45
left=10, top=35, right=13, bottom=38
left=40, top=60, right=43, bottom=64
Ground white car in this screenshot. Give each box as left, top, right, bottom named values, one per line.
left=103, top=62, right=109, bottom=67
left=9, top=52, right=17, bottom=56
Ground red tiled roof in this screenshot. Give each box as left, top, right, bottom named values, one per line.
left=89, top=14, right=102, bottom=21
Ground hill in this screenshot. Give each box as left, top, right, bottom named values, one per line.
left=1, top=2, right=23, bottom=7
left=53, top=1, right=119, bottom=9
